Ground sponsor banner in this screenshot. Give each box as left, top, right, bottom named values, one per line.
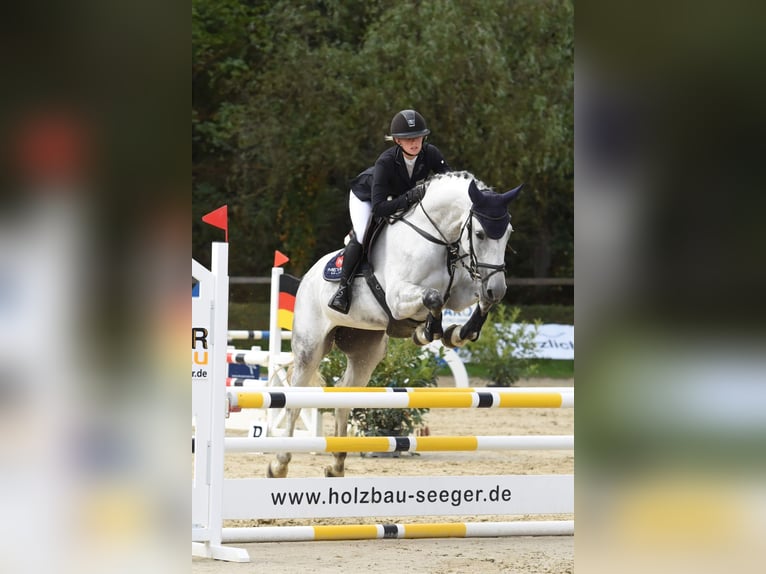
left=442, top=307, right=475, bottom=326
left=442, top=307, right=574, bottom=360
left=526, top=323, right=574, bottom=360
left=223, top=474, right=573, bottom=519
left=192, top=271, right=211, bottom=382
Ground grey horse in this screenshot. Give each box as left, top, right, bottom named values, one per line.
left=268, top=171, right=522, bottom=478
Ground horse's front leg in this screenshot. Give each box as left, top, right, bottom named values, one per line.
left=442, top=302, right=491, bottom=348
left=412, top=288, right=444, bottom=346
left=387, top=282, right=445, bottom=346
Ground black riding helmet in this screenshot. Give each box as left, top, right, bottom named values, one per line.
left=389, top=109, right=431, bottom=138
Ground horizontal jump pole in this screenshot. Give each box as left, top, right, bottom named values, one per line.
left=224, top=435, right=574, bottom=453
left=226, top=377, right=268, bottom=387
left=228, top=390, right=573, bottom=410
left=244, top=386, right=574, bottom=394
left=226, top=350, right=294, bottom=367
left=225, top=382, right=574, bottom=392
left=221, top=520, right=574, bottom=543
left=228, top=330, right=292, bottom=341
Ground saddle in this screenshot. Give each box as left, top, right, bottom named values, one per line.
left=321, top=216, right=385, bottom=282
left=323, top=217, right=419, bottom=337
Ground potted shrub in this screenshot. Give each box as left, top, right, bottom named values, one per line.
left=319, top=338, right=441, bottom=453
left=466, top=304, right=539, bottom=387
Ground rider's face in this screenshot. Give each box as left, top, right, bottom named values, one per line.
left=395, top=136, right=424, bottom=158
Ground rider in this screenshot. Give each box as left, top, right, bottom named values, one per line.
left=329, top=109, right=451, bottom=314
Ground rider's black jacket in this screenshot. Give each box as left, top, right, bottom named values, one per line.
left=349, top=143, right=450, bottom=218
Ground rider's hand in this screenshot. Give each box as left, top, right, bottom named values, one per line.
left=405, top=185, right=425, bottom=207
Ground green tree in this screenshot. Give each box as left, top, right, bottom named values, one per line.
left=358, top=0, right=573, bottom=279
left=192, top=0, right=573, bottom=291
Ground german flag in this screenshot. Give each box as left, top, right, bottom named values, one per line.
left=277, top=274, right=300, bottom=330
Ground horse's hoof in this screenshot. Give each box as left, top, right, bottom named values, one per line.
left=324, top=466, right=344, bottom=478
left=267, top=464, right=286, bottom=478
left=444, top=324, right=469, bottom=348
left=412, top=330, right=428, bottom=347
left=442, top=324, right=458, bottom=348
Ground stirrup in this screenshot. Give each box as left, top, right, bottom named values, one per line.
left=328, top=285, right=351, bottom=314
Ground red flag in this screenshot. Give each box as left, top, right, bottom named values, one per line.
left=201, top=205, right=228, bottom=241
left=273, top=250, right=289, bottom=268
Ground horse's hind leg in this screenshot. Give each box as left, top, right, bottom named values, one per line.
left=266, top=407, right=300, bottom=478
left=325, top=328, right=388, bottom=478
left=267, top=330, right=333, bottom=478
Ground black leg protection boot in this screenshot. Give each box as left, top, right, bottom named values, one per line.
left=328, top=237, right=362, bottom=314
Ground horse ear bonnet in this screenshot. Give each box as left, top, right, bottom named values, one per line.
left=468, top=180, right=523, bottom=239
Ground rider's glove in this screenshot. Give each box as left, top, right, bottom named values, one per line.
left=405, top=184, right=425, bottom=207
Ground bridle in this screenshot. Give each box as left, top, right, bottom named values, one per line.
left=389, top=200, right=508, bottom=303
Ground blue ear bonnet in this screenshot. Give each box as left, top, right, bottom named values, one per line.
left=468, top=180, right=523, bottom=239
left=471, top=204, right=510, bottom=239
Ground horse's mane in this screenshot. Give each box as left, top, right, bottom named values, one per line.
left=424, top=170, right=491, bottom=194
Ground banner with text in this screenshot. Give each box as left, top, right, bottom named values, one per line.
left=222, top=474, right=573, bottom=519
left=442, top=308, right=574, bottom=360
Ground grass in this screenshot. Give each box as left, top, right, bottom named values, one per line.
left=457, top=358, right=573, bottom=380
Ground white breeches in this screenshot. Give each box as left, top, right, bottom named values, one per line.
left=348, top=191, right=372, bottom=243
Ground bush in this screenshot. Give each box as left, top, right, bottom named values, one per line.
left=467, top=305, right=539, bottom=386
left=319, top=338, right=441, bottom=437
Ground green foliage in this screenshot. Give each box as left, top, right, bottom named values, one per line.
left=228, top=302, right=271, bottom=331
left=528, top=359, right=574, bottom=379
left=319, top=338, right=441, bottom=437
left=193, top=0, right=573, bottom=291
left=515, top=304, right=574, bottom=324
left=462, top=358, right=573, bottom=380
left=467, top=305, right=540, bottom=387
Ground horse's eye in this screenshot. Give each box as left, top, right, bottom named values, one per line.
left=475, top=230, right=486, bottom=240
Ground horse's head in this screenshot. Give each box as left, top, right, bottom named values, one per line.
left=465, top=178, right=523, bottom=303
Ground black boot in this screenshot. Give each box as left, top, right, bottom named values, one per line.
left=328, top=237, right=362, bottom=314
left=329, top=281, right=351, bottom=314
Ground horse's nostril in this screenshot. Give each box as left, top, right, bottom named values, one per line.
left=487, top=289, right=493, bottom=299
